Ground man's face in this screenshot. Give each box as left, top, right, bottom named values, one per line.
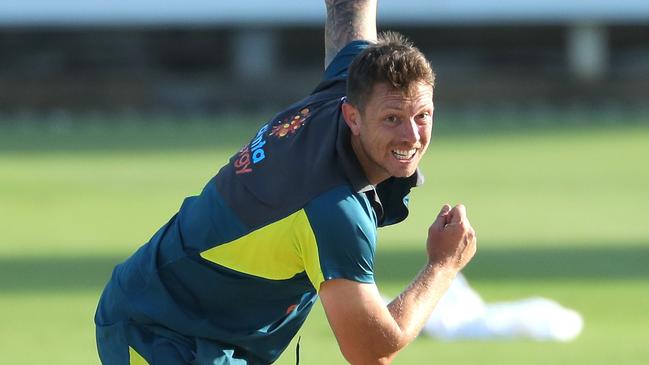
left=343, top=81, right=434, bottom=185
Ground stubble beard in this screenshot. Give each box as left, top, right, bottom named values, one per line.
left=358, top=136, right=398, bottom=184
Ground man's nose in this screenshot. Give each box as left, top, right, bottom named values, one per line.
left=401, top=118, right=420, bottom=143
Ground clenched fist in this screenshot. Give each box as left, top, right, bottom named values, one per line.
left=426, top=204, right=477, bottom=272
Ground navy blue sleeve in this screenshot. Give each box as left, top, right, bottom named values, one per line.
left=304, top=186, right=377, bottom=287
left=322, top=40, right=371, bottom=82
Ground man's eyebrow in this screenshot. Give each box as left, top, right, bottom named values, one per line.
left=378, top=105, right=408, bottom=113
left=379, top=98, right=410, bottom=108
left=381, top=99, right=433, bottom=111
left=381, top=103, right=405, bottom=109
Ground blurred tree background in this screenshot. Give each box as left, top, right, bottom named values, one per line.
left=1, top=1, right=648, bottom=116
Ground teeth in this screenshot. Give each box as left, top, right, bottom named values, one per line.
left=392, top=149, right=416, bottom=160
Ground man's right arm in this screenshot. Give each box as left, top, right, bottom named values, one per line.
left=324, top=0, right=377, bottom=69
left=319, top=204, right=477, bottom=364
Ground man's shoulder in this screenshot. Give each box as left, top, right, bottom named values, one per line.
left=303, top=185, right=378, bottom=279
left=309, top=40, right=371, bottom=95
left=304, top=185, right=377, bottom=232
left=322, top=40, right=372, bottom=82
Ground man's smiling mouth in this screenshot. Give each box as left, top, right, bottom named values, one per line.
left=392, top=148, right=417, bottom=161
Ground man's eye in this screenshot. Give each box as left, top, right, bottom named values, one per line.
left=416, top=112, right=432, bottom=123
left=385, top=116, right=399, bottom=124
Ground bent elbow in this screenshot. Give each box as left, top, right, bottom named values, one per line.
left=340, top=340, right=403, bottom=365
left=376, top=354, right=398, bottom=365
left=342, top=353, right=397, bottom=365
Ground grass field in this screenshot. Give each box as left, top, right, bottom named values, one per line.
left=1, top=115, right=648, bottom=364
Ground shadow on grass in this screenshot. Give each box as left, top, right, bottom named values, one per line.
left=1, top=243, right=647, bottom=293
left=375, top=243, right=649, bottom=284
left=0, top=255, right=124, bottom=294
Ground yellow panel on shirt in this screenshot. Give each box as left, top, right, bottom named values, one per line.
left=200, top=209, right=326, bottom=291
left=129, top=346, right=149, bottom=365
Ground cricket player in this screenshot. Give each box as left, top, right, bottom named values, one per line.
left=95, top=1, right=477, bottom=364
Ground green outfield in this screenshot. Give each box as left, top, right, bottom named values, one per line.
left=1, top=115, right=648, bottom=364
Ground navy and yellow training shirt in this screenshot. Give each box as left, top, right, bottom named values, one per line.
left=95, top=41, right=423, bottom=364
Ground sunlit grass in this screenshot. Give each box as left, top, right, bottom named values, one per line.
left=0, top=117, right=647, bottom=364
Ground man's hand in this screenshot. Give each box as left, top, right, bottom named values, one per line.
left=427, top=204, right=477, bottom=272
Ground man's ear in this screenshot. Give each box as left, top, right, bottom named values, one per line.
left=341, top=102, right=362, bottom=136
